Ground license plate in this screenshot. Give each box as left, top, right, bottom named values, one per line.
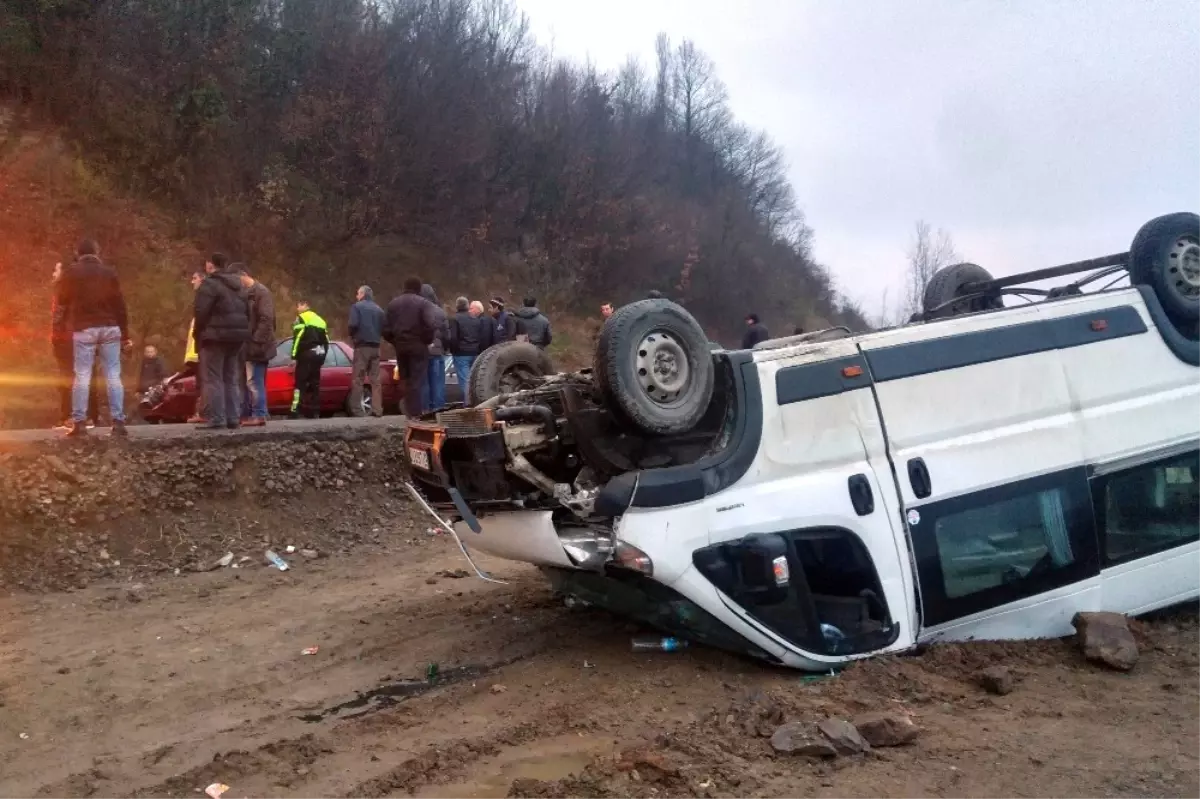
left=408, top=447, right=431, bottom=471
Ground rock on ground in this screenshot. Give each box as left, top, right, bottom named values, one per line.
left=1073, top=611, right=1140, bottom=671
left=769, top=722, right=837, bottom=758
left=817, top=717, right=871, bottom=755
left=977, top=665, right=1015, bottom=696
left=853, top=712, right=920, bottom=747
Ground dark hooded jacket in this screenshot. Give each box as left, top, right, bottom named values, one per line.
left=244, top=280, right=277, bottom=362
left=193, top=268, right=250, bottom=345
left=514, top=305, right=552, bottom=348
left=384, top=289, right=437, bottom=356
left=55, top=254, right=129, bottom=339
left=741, top=322, right=770, bottom=350
left=490, top=306, right=517, bottom=346
left=419, top=284, right=450, bottom=357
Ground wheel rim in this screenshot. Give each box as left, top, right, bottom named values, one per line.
left=361, top=394, right=372, bottom=414
left=1168, top=234, right=1200, bottom=301
left=635, top=331, right=690, bottom=404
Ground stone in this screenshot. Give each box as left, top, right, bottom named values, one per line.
left=769, top=722, right=837, bottom=758
left=977, top=665, right=1014, bottom=696
left=1072, top=611, right=1139, bottom=671
left=817, top=717, right=871, bottom=755
left=300, top=549, right=319, bottom=559
left=490, top=684, right=507, bottom=694
left=853, top=713, right=920, bottom=747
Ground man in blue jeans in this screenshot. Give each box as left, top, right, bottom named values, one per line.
left=238, top=267, right=275, bottom=425
left=419, top=284, right=449, bottom=412
left=54, top=239, right=130, bottom=438
left=447, top=296, right=484, bottom=388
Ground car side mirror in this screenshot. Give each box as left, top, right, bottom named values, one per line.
left=734, top=533, right=791, bottom=605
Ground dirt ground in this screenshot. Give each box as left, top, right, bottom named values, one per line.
left=1, top=482, right=1196, bottom=799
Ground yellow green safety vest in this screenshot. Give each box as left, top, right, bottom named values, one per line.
left=185, top=319, right=198, bottom=364
left=291, top=310, right=328, bottom=357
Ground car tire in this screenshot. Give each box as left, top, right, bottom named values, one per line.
left=922, top=262, right=1003, bottom=320
left=594, top=298, right=715, bottom=435
left=1128, top=212, right=1200, bottom=324
left=467, top=342, right=556, bottom=406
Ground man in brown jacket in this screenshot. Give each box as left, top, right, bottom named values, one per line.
left=384, top=277, right=437, bottom=418
left=238, top=267, right=275, bottom=425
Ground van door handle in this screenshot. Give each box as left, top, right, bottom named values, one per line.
left=847, top=474, right=874, bottom=516
left=907, top=458, right=932, bottom=499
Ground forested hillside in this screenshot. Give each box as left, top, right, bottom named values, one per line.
left=0, top=0, right=866, bottom=380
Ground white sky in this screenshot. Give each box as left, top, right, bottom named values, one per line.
left=513, top=0, right=1200, bottom=317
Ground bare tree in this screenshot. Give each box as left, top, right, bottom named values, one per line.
left=903, top=220, right=959, bottom=318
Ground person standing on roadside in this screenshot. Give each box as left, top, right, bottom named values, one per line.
left=183, top=270, right=207, bottom=422
left=290, top=300, right=329, bottom=419
left=193, top=258, right=250, bottom=430
left=50, top=260, right=98, bottom=430
left=348, top=285, right=385, bottom=417
left=419, top=284, right=449, bottom=412
left=488, top=296, right=517, bottom=346
left=514, top=296, right=552, bottom=349
left=384, top=277, right=437, bottom=419
left=55, top=239, right=131, bottom=438
left=741, top=313, right=770, bottom=349
left=448, top=296, right=484, bottom=384
left=238, top=267, right=275, bottom=426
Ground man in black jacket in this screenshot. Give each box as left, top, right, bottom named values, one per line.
left=513, top=296, right=552, bottom=349
left=193, top=260, right=251, bottom=429
left=487, top=297, right=517, bottom=347
left=741, top=313, right=770, bottom=349
left=448, top=296, right=484, bottom=384
left=238, top=267, right=275, bottom=426
left=384, top=277, right=437, bottom=418
left=54, top=239, right=131, bottom=438
left=348, top=285, right=386, bottom=417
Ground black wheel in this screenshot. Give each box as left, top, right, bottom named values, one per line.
left=594, top=298, right=714, bottom=435
left=922, top=262, right=1003, bottom=320
left=1128, top=212, right=1200, bottom=323
left=467, top=342, right=555, bottom=406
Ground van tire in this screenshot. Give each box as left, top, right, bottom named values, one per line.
left=594, top=299, right=715, bottom=435
left=467, top=342, right=555, bottom=406
left=1129, top=212, right=1200, bottom=323
left=922, top=262, right=1002, bottom=319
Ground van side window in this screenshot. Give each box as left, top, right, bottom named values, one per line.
left=909, top=468, right=1099, bottom=627
left=1093, top=449, right=1199, bottom=565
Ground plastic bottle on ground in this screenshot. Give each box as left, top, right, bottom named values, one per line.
left=631, top=635, right=689, bottom=653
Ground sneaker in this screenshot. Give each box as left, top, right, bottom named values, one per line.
left=186, top=414, right=206, bottom=424
left=242, top=417, right=266, bottom=427
left=65, top=420, right=88, bottom=438
left=52, top=419, right=71, bottom=431
left=195, top=420, right=227, bottom=430
left=110, top=421, right=129, bottom=438
left=226, top=421, right=240, bottom=430
left=85, top=420, right=97, bottom=429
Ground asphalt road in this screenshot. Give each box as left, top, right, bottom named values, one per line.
left=0, top=415, right=408, bottom=445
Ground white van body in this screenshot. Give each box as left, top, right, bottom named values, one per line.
left=451, top=284, right=1199, bottom=669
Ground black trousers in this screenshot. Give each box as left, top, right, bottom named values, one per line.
left=200, top=341, right=243, bottom=425
left=396, top=351, right=427, bottom=419
left=294, top=353, right=323, bottom=418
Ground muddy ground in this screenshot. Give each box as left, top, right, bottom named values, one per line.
left=0, top=434, right=1197, bottom=798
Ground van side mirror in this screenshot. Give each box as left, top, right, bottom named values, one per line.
left=735, top=533, right=791, bottom=605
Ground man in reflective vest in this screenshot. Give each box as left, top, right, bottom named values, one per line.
left=290, top=300, right=329, bottom=419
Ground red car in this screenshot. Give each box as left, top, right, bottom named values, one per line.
left=142, top=340, right=464, bottom=422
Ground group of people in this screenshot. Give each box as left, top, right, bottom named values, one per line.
left=49, top=238, right=558, bottom=434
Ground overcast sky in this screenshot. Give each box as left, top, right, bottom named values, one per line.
left=513, top=0, right=1199, bottom=318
